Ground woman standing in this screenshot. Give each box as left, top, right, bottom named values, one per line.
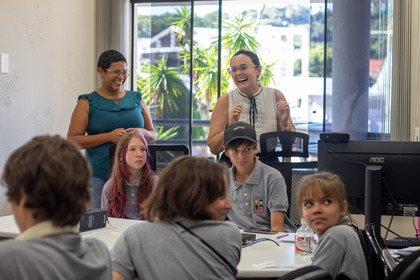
left=67, top=50, right=156, bottom=208
left=207, top=49, right=295, bottom=155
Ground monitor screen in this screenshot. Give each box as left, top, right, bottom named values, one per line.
left=317, top=139, right=420, bottom=218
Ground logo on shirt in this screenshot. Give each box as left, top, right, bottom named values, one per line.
left=253, top=197, right=264, bottom=214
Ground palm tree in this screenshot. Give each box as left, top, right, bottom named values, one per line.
left=221, top=13, right=262, bottom=68
left=259, top=60, right=278, bottom=86
left=138, top=57, right=188, bottom=119
left=171, top=6, right=191, bottom=43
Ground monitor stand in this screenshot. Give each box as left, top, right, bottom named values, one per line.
left=364, top=165, right=382, bottom=234
left=365, top=165, right=420, bottom=247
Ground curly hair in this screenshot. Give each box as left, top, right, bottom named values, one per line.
left=1, top=135, right=91, bottom=227
left=97, top=49, right=127, bottom=70
left=107, top=132, right=155, bottom=218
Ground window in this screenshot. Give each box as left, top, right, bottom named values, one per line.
left=131, top=0, right=393, bottom=159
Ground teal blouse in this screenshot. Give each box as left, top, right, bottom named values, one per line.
left=78, top=91, right=144, bottom=179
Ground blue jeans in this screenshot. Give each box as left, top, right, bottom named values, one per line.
left=89, top=177, right=107, bottom=209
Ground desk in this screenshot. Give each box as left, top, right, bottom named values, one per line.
left=237, top=232, right=312, bottom=279
left=0, top=215, right=141, bottom=249
left=0, top=215, right=311, bottom=278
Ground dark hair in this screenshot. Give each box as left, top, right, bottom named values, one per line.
left=296, top=172, right=352, bottom=220
left=107, top=132, right=155, bottom=218
left=1, top=135, right=91, bottom=227
left=231, top=49, right=260, bottom=66
left=143, top=156, right=229, bottom=222
left=225, top=138, right=256, bottom=151
left=97, top=50, right=127, bottom=70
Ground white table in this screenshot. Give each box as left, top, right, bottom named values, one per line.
left=0, top=215, right=19, bottom=238
left=80, top=217, right=141, bottom=249
left=0, top=215, right=312, bottom=278
left=0, top=215, right=141, bottom=249
left=237, top=232, right=312, bottom=278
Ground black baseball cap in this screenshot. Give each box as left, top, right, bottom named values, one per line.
left=224, top=122, right=257, bottom=146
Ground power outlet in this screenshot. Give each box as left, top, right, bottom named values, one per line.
left=0, top=53, right=9, bottom=74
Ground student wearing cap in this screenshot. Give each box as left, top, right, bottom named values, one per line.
left=224, top=122, right=294, bottom=232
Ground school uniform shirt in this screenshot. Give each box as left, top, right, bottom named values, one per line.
left=110, top=216, right=242, bottom=280
left=227, top=157, right=293, bottom=232
left=101, top=174, right=158, bottom=219
left=312, top=216, right=368, bottom=280
left=0, top=220, right=111, bottom=280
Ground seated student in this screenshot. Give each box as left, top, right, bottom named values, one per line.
left=101, top=132, right=158, bottom=219
left=224, top=121, right=294, bottom=232
left=110, top=156, right=241, bottom=280
left=296, top=172, right=368, bottom=280
left=0, top=135, right=111, bottom=280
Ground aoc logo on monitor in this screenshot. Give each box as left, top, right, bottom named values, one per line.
left=369, top=157, right=384, bottom=163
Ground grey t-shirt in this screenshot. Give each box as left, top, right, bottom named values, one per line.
left=227, top=158, right=293, bottom=232
left=0, top=233, right=111, bottom=280
left=111, top=216, right=242, bottom=280
left=312, top=216, right=368, bottom=280
left=101, top=174, right=158, bottom=219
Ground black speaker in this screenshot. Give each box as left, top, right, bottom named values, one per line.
left=319, top=132, right=350, bottom=143
left=78, top=208, right=107, bottom=232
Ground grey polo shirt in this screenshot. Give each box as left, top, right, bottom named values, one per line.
left=101, top=174, right=158, bottom=219
left=227, top=157, right=290, bottom=231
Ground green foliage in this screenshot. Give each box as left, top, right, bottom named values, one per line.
left=156, top=126, right=178, bottom=140
left=259, top=60, right=277, bottom=86
left=294, top=58, right=302, bottom=77
left=222, top=13, right=261, bottom=64
left=171, top=6, right=191, bottom=42
left=139, top=57, right=188, bottom=115
left=309, top=43, right=332, bottom=77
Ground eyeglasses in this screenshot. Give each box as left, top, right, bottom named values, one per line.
left=227, top=64, right=258, bottom=75
left=105, top=68, right=131, bottom=78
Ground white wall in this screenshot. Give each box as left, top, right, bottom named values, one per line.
left=0, top=0, right=96, bottom=214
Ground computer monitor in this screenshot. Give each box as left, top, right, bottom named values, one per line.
left=317, top=138, right=420, bottom=230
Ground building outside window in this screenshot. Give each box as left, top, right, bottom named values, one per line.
left=131, top=0, right=393, bottom=159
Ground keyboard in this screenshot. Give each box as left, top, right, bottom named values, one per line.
left=384, top=237, right=420, bottom=249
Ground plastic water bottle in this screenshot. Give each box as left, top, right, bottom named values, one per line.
left=295, top=218, right=314, bottom=255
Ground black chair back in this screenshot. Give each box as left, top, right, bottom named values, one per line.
left=108, top=143, right=190, bottom=175
left=258, top=131, right=309, bottom=160
left=148, top=144, right=190, bottom=173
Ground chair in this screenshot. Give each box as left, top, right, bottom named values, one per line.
left=257, top=131, right=316, bottom=223
left=148, top=144, right=190, bottom=173
left=386, top=250, right=420, bottom=280
left=108, top=143, right=190, bottom=174
left=276, top=266, right=333, bottom=280
left=257, top=131, right=309, bottom=161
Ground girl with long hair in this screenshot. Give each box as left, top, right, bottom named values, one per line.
left=101, top=132, right=157, bottom=219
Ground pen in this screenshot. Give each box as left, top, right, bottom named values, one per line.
left=276, top=234, right=289, bottom=240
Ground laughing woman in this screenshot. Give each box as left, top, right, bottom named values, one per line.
left=67, top=50, right=156, bottom=209
left=207, top=49, right=295, bottom=155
